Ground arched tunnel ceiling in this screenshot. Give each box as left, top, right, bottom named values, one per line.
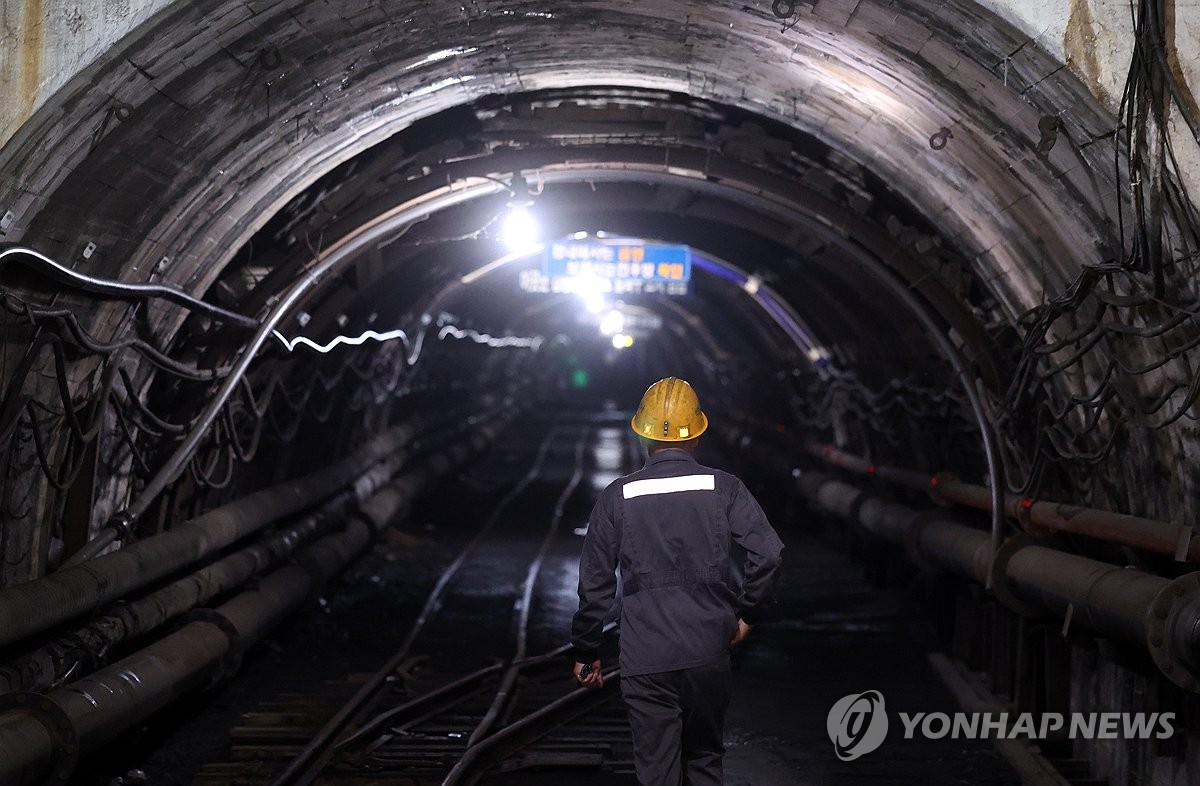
left=174, top=77, right=1038, bottom=455
left=10, top=11, right=1200, bottom=784
left=7, top=0, right=1200, bottom=580
left=0, top=0, right=1120, bottom=325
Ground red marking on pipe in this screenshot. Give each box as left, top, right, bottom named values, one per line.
left=868, top=464, right=877, bottom=474
left=930, top=476, right=939, bottom=487
left=1021, top=499, right=1033, bottom=509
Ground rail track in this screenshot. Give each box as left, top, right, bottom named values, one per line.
left=195, top=423, right=638, bottom=785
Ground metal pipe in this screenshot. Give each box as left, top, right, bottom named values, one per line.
left=58, top=527, right=122, bottom=568
left=798, top=473, right=1200, bottom=690
left=1004, top=545, right=1167, bottom=644
left=856, top=497, right=919, bottom=544
left=0, top=412, right=508, bottom=691
left=0, top=403, right=517, bottom=785
left=912, top=517, right=992, bottom=585
left=0, top=459, right=444, bottom=784
left=809, top=443, right=1200, bottom=562
left=1167, top=595, right=1200, bottom=677
left=813, top=478, right=864, bottom=520
left=61, top=417, right=423, bottom=569
left=0, top=499, right=350, bottom=693
left=805, top=473, right=985, bottom=583
left=0, top=578, right=296, bottom=785
left=0, top=420, right=421, bottom=650
left=1018, top=498, right=1199, bottom=561
left=0, top=617, right=230, bottom=786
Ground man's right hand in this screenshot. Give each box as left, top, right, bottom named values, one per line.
left=730, top=618, right=752, bottom=646
left=574, top=659, right=604, bottom=688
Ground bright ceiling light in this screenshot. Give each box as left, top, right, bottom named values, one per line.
left=500, top=205, right=539, bottom=251
left=612, top=334, right=634, bottom=349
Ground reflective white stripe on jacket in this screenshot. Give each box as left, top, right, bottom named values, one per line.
left=571, top=448, right=784, bottom=676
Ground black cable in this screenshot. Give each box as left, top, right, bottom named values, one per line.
left=117, top=369, right=189, bottom=435
left=1, top=292, right=229, bottom=381
left=0, top=245, right=259, bottom=329
left=111, top=397, right=153, bottom=475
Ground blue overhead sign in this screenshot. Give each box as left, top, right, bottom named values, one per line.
left=543, top=241, right=692, bottom=284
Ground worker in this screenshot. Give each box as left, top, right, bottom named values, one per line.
left=571, top=376, right=784, bottom=785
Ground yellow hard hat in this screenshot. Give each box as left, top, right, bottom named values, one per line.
left=631, top=377, right=709, bottom=442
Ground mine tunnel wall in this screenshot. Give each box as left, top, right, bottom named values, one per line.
left=3, top=2, right=1200, bottom=784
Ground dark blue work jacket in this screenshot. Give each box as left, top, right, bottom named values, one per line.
left=571, top=448, right=784, bottom=676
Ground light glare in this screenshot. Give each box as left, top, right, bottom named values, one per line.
left=571, top=272, right=608, bottom=313
left=500, top=206, right=539, bottom=251
left=584, top=291, right=606, bottom=314
left=599, top=309, right=625, bottom=336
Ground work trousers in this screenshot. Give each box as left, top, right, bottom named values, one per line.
left=621, top=660, right=733, bottom=786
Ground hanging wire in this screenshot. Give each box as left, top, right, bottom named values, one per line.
left=991, top=0, right=1200, bottom=501
left=2, top=281, right=547, bottom=522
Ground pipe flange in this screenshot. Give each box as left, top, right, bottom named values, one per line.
left=988, top=533, right=1052, bottom=617
left=0, top=691, right=79, bottom=782
left=1146, top=572, right=1200, bottom=692
left=183, top=609, right=244, bottom=685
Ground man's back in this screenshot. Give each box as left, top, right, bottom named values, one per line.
left=570, top=376, right=784, bottom=786
left=573, top=448, right=784, bottom=677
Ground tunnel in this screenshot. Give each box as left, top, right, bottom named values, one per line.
left=2, top=0, right=1200, bottom=783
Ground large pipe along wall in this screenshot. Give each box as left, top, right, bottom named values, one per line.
left=811, top=444, right=1200, bottom=563
left=0, top=405, right=517, bottom=786
left=797, top=473, right=1200, bottom=695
